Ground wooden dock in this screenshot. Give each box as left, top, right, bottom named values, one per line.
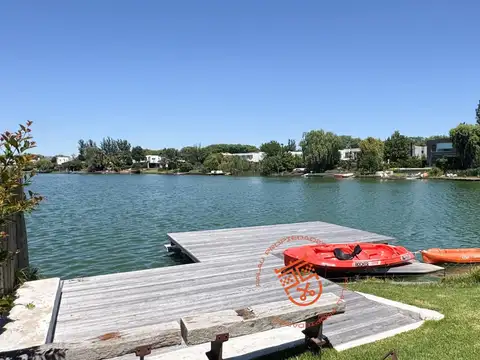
left=44, top=221, right=444, bottom=359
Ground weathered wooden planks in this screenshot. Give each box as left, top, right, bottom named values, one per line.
left=167, top=221, right=394, bottom=264
left=54, top=255, right=422, bottom=348
left=57, top=321, right=181, bottom=360
left=0, top=321, right=181, bottom=360
left=180, top=293, right=345, bottom=345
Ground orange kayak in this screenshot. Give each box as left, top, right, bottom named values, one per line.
left=420, top=248, right=480, bottom=264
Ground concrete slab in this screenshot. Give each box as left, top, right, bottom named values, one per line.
left=52, top=321, right=181, bottom=360
left=0, top=278, right=61, bottom=352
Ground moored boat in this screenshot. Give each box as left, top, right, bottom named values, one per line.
left=333, top=173, right=354, bottom=179
left=420, top=248, right=480, bottom=264
left=283, top=243, right=414, bottom=274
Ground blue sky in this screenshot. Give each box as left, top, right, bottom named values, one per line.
left=1, top=1, right=479, bottom=156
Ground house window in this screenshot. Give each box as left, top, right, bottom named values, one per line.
left=437, top=143, right=453, bottom=152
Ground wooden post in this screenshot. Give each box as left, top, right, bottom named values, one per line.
left=0, top=185, right=29, bottom=295
left=15, top=207, right=29, bottom=269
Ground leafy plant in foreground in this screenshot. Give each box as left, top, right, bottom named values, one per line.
left=0, top=121, right=44, bottom=263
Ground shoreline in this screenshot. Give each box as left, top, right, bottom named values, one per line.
left=34, top=171, right=480, bottom=181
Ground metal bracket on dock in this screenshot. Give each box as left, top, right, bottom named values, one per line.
left=205, top=333, right=229, bottom=360
left=302, top=316, right=328, bottom=354
left=164, top=243, right=181, bottom=254
left=135, top=345, right=152, bottom=360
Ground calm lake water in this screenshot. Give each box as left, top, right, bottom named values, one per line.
left=27, top=174, right=480, bottom=279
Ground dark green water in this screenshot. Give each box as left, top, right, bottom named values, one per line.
left=27, top=174, right=480, bottom=279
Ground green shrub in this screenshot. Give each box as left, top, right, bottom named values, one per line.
left=178, top=161, right=194, bottom=172
left=428, top=167, right=444, bottom=177
left=338, top=159, right=356, bottom=171
left=465, top=168, right=480, bottom=177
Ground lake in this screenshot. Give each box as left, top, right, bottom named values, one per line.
left=26, top=174, right=480, bottom=279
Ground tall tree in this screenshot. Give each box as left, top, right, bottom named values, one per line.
left=285, top=139, right=297, bottom=152
left=202, top=144, right=258, bottom=154
left=384, top=130, right=410, bottom=163
left=116, top=139, right=132, bottom=167
left=300, top=130, right=341, bottom=172
left=100, top=137, right=118, bottom=155
left=77, top=139, right=86, bottom=161
left=180, top=144, right=205, bottom=165
left=476, top=101, right=480, bottom=126
left=219, top=156, right=251, bottom=175
left=260, top=141, right=282, bottom=157
left=407, top=136, right=426, bottom=146
left=449, top=123, right=480, bottom=169
left=203, top=153, right=223, bottom=171
left=116, top=139, right=131, bottom=153
left=85, top=147, right=105, bottom=172
left=358, top=137, right=384, bottom=173
left=131, top=146, right=146, bottom=162
left=426, top=135, right=449, bottom=141
left=260, top=155, right=284, bottom=175
left=77, top=139, right=97, bottom=161
left=338, top=135, right=362, bottom=149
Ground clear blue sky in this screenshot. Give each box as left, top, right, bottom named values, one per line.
left=1, top=1, right=479, bottom=156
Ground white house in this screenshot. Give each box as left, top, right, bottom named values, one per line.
left=339, top=148, right=361, bottom=161
left=288, top=151, right=303, bottom=157
left=410, top=145, right=427, bottom=158
left=56, top=156, right=71, bottom=165
left=146, top=155, right=164, bottom=168
left=236, top=152, right=265, bottom=162
left=223, top=152, right=266, bottom=163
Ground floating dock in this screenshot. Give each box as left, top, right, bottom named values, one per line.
left=1, top=221, right=444, bottom=359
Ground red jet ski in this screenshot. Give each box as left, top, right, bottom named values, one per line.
left=284, top=243, right=414, bottom=275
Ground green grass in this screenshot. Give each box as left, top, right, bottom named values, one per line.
left=260, top=268, right=480, bottom=360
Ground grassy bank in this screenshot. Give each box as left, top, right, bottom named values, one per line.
left=261, top=268, right=480, bottom=360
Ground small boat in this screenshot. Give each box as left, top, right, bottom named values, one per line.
left=420, top=248, right=480, bottom=264
left=406, top=172, right=423, bottom=180
left=333, top=173, right=354, bottom=179
left=284, top=243, right=414, bottom=274
left=209, top=170, right=225, bottom=176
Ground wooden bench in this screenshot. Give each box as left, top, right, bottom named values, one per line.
left=180, top=292, right=346, bottom=360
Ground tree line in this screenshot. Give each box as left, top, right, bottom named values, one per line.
left=33, top=100, right=480, bottom=175
left=33, top=132, right=443, bottom=175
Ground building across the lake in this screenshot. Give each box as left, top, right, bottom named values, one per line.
left=222, top=152, right=266, bottom=163
left=288, top=151, right=303, bottom=157
left=145, top=154, right=164, bottom=168
left=221, top=151, right=303, bottom=163
left=426, top=139, right=457, bottom=166
left=339, top=148, right=361, bottom=161
left=56, top=156, right=71, bottom=165
left=410, top=144, right=427, bottom=158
